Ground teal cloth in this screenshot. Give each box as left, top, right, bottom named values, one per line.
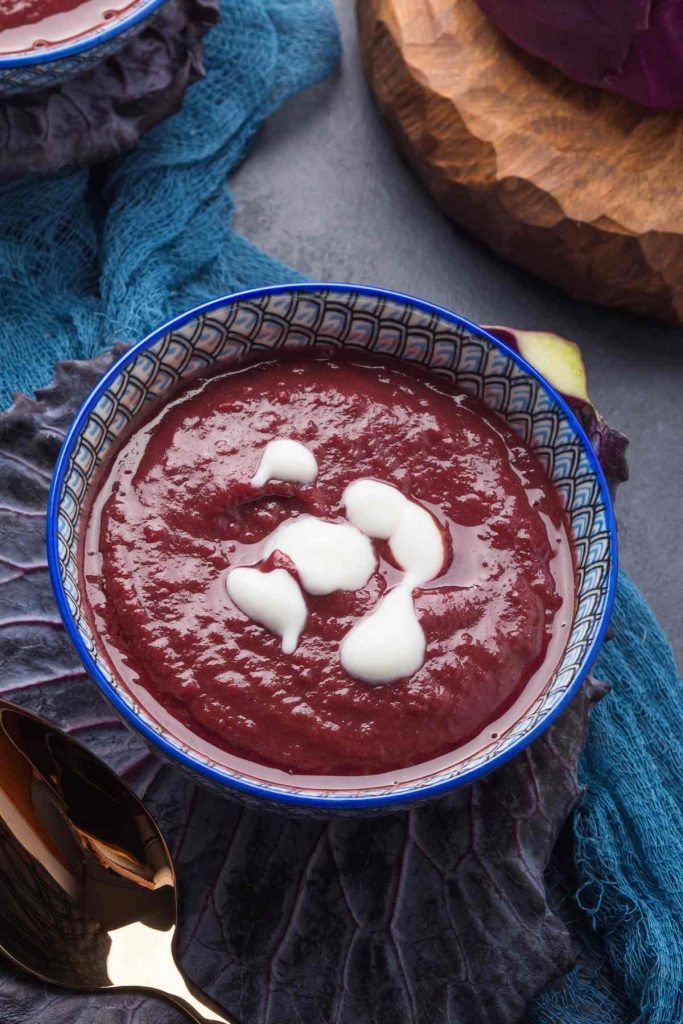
left=534, top=572, right=683, bottom=1024
left=0, top=3, right=681, bottom=1022
left=0, top=0, right=336, bottom=408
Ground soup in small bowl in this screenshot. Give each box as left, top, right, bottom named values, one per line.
left=0, top=0, right=168, bottom=96
left=47, top=284, right=617, bottom=815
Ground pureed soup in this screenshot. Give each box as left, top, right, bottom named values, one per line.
left=0, top=0, right=139, bottom=55
left=80, top=357, right=576, bottom=780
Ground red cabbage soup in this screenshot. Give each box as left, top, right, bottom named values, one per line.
left=80, top=357, right=577, bottom=780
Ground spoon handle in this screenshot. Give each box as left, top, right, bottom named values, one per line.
left=124, top=946, right=236, bottom=1023
left=158, top=988, right=236, bottom=1024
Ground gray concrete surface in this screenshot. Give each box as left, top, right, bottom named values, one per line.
left=233, top=0, right=683, bottom=667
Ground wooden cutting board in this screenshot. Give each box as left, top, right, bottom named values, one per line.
left=357, top=0, right=683, bottom=324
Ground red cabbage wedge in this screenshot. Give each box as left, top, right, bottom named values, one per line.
left=476, top=0, right=683, bottom=110
left=487, top=327, right=629, bottom=495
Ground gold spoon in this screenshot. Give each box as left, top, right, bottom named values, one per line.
left=0, top=698, right=235, bottom=1023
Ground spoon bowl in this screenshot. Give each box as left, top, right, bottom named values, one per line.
left=0, top=699, right=233, bottom=1023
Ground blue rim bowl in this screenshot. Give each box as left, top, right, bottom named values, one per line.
left=0, top=0, right=169, bottom=97
left=47, top=283, right=618, bottom=816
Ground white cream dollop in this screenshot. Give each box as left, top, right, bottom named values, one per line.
left=343, top=478, right=445, bottom=582
left=263, top=515, right=376, bottom=595
left=340, top=479, right=447, bottom=684
left=226, top=567, right=307, bottom=654
left=251, top=438, right=318, bottom=488
left=339, top=583, right=425, bottom=684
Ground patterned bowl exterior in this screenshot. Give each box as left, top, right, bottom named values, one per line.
left=0, top=0, right=167, bottom=97
left=47, top=284, right=617, bottom=816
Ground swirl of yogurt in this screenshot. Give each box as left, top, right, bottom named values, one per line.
left=251, top=438, right=318, bottom=488
left=340, top=479, right=447, bottom=684
left=226, top=441, right=449, bottom=685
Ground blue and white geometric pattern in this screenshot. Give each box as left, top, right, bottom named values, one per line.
left=0, top=0, right=165, bottom=97
left=48, top=285, right=616, bottom=813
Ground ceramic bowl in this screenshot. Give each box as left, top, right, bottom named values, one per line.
left=47, top=284, right=617, bottom=816
left=0, top=0, right=168, bottom=97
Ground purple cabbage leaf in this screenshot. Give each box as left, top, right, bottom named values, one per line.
left=0, top=345, right=616, bottom=1024
left=0, top=0, right=219, bottom=180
